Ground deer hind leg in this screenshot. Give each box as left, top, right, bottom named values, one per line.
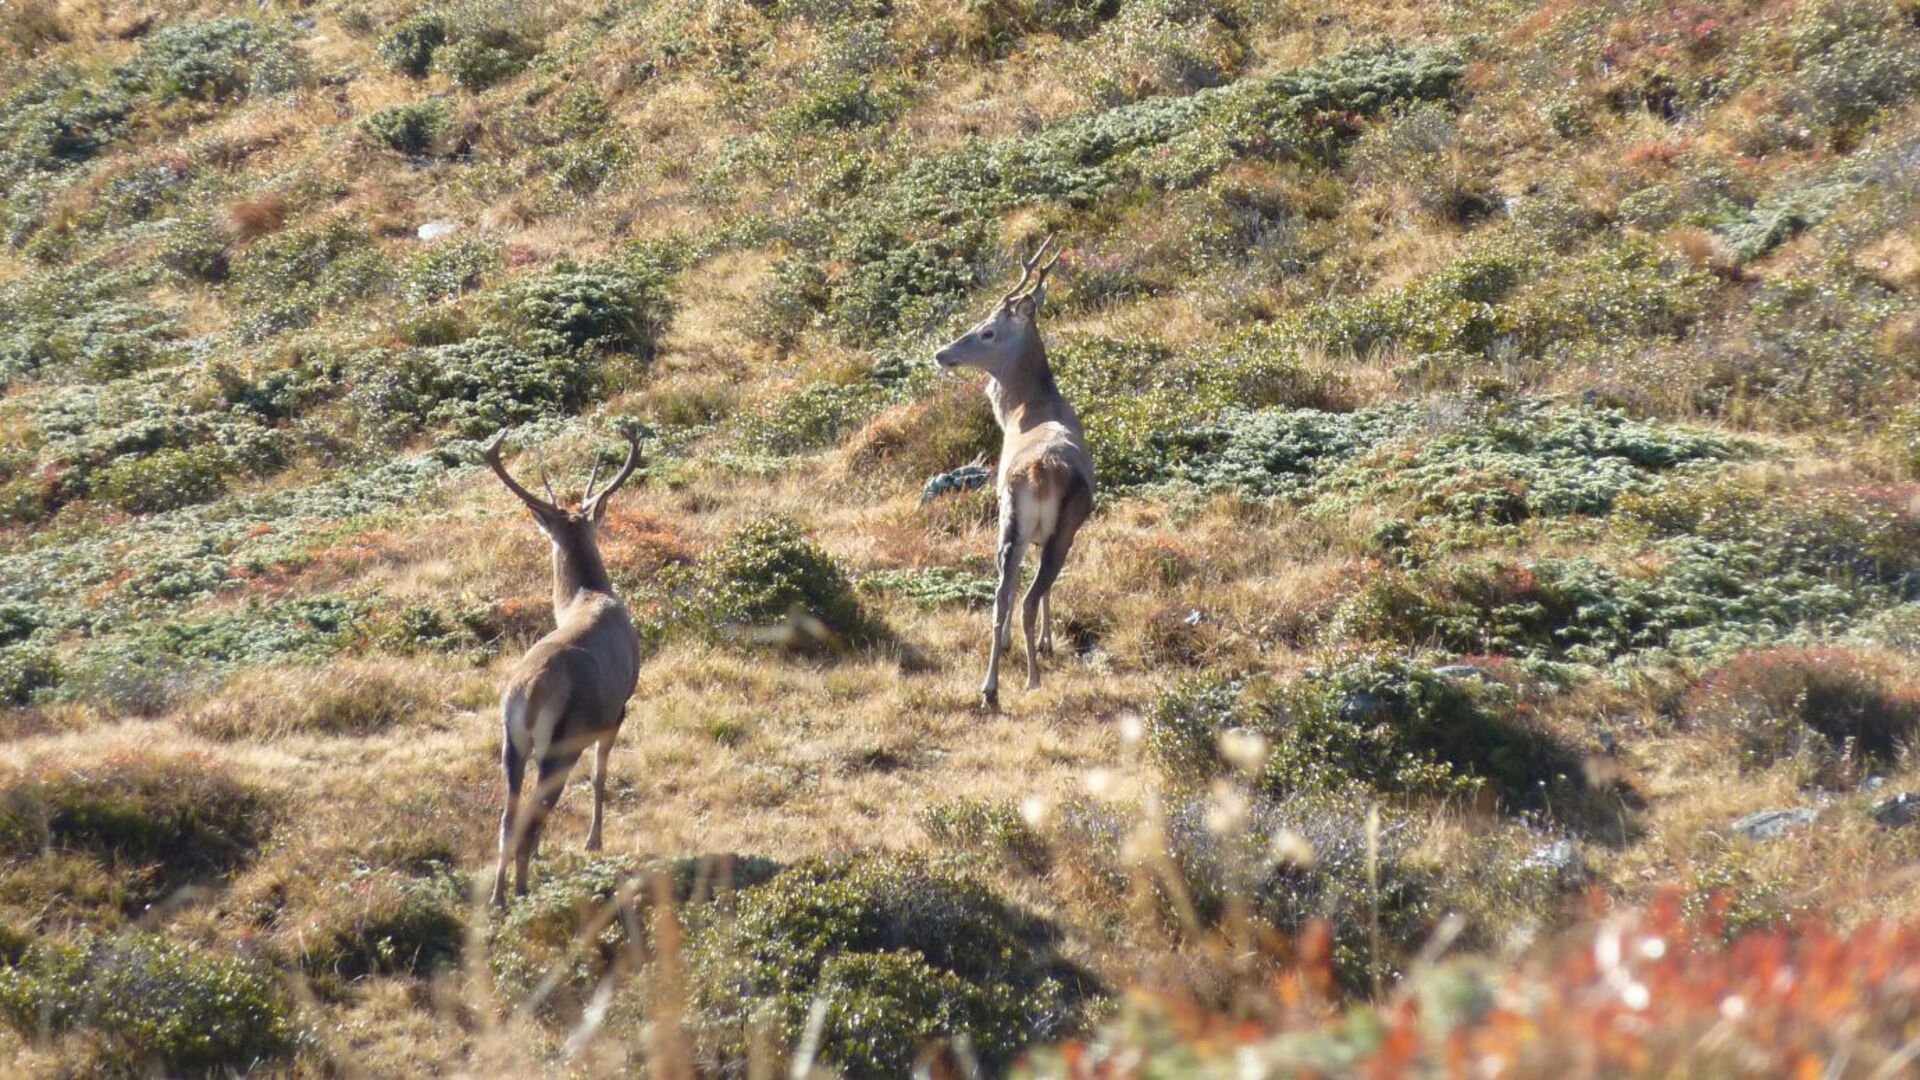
left=1038, top=593, right=1053, bottom=655
left=492, top=732, right=526, bottom=909
left=1026, top=478, right=1089, bottom=683
left=983, top=495, right=1030, bottom=713
left=518, top=744, right=583, bottom=897
left=585, top=733, right=616, bottom=853
left=1022, top=538, right=1071, bottom=691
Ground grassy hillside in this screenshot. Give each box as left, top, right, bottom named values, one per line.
left=2, top=0, right=1919, bottom=1073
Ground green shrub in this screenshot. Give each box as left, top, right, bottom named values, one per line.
left=1331, top=478, right=1920, bottom=664
left=1789, top=1, right=1920, bottom=134
left=1145, top=658, right=1589, bottom=818
left=921, top=797, right=1049, bottom=870
left=298, top=872, right=465, bottom=985
left=542, top=136, right=630, bottom=196
left=434, top=32, right=534, bottom=91
left=114, top=17, right=300, bottom=104
left=356, top=336, right=596, bottom=438
left=688, top=854, right=1090, bottom=1077
left=157, top=214, right=230, bottom=282
left=89, top=445, right=228, bottom=513
left=0, top=266, right=181, bottom=386
left=379, top=14, right=449, bottom=77
left=490, top=852, right=783, bottom=1004
left=362, top=98, right=453, bottom=155
left=401, top=239, right=497, bottom=305
left=0, top=933, right=293, bottom=1072
left=231, top=219, right=389, bottom=333
left=741, top=378, right=889, bottom=454
left=138, top=597, right=369, bottom=666
left=0, top=644, right=59, bottom=705
left=859, top=567, right=996, bottom=609
left=496, top=258, right=673, bottom=358
left=691, top=518, right=880, bottom=645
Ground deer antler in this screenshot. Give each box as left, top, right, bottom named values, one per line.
left=582, top=430, right=644, bottom=518
left=582, top=455, right=605, bottom=504
left=481, top=430, right=563, bottom=518
left=1000, top=234, right=1060, bottom=307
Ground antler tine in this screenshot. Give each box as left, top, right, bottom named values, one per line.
left=541, top=471, right=558, bottom=506
left=1000, top=234, right=1059, bottom=306
left=1031, top=236, right=1063, bottom=290
left=479, top=428, right=562, bottom=517
left=583, top=430, right=645, bottom=515
left=583, top=454, right=605, bottom=504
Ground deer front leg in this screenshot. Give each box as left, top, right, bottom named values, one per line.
left=1038, top=593, right=1053, bottom=655
left=982, top=506, right=1027, bottom=713
left=585, top=736, right=613, bottom=853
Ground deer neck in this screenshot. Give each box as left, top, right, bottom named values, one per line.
left=987, top=337, right=1065, bottom=432
left=551, top=535, right=615, bottom=617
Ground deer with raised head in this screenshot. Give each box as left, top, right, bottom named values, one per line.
left=934, top=237, right=1094, bottom=711
left=480, top=428, right=645, bottom=908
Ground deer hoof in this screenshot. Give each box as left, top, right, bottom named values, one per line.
left=585, top=836, right=603, bottom=853
left=980, top=689, right=1000, bottom=713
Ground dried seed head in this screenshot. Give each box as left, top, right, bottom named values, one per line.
left=1217, top=727, right=1270, bottom=776
left=1082, top=767, right=1117, bottom=799
left=1205, top=780, right=1250, bottom=835
left=1270, top=827, right=1316, bottom=867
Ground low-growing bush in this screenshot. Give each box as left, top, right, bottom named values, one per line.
left=114, top=17, right=301, bottom=104
left=0, top=932, right=294, bottom=1071
left=689, top=518, right=881, bottom=645
left=354, top=336, right=596, bottom=439
left=295, top=871, right=464, bottom=987
left=0, top=644, right=58, bottom=705
left=496, top=258, right=673, bottom=359
left=860, top=567, right=996, bottom=609
left=434, top=30, right=536, bottom=92
left=741, top=378, right=890, bottom=455
left=379, top=14, right=449, bottom=77
left=687, top=854, right=1092, bottom=1077
left=1684, top=647, right=1920, bottom=785
left=921, top=797, right=1049, bottom=870
left=0, top=755, right=273, bottom=911
left=362, top=98, right=453, bottom=155
left=88, top=445, right=228, bottom=513
left=1146, top=658, right=1592, bottom=821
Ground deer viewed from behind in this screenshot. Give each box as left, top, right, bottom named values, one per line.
left=935, top=237, right=1094, bottom=711
left=480, top=428, right=645, bottom=907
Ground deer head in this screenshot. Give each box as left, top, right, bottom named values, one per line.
left=934, top=235, right=1061, bottom=379
left=481, top=429, right=643, bottom=577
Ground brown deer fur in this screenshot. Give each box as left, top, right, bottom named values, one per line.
left=481, top=430, right=645, bottom=907
left=934, top=237, right=1095, bottom=711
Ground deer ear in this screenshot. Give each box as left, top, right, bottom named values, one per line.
left=1011, top=294, right=1038, bottom=319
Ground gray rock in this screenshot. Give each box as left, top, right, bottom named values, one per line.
left=1432, top=664, right=1496, bottom=681
left=1731, top=807, right=1818, bottom=840
left=416, top=221, right=458, bottom=241
left=1523, top=839, right=1583, bottom=882
left=1873, top=792, right=1920, bottom=828
left=1339, top=691, right=1390, bottom=723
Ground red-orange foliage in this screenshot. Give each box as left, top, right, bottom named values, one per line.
left=1042, top=895, right=1920, bottom=1077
